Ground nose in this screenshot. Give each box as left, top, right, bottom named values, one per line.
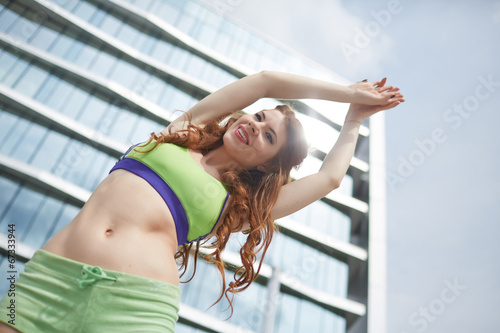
left=248, top=119, right=261, bottom=136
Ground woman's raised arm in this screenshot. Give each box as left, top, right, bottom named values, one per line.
left=271, top=79, right=404, bottom=220
left=164, top=71, right=398, bottom=133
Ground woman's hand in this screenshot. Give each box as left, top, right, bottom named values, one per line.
left=346, top=79, right=405, bottom=123
left=349, top=78, right=401, bottom=106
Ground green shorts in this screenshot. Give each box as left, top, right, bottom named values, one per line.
left=0, top=250, right=181, bottom=332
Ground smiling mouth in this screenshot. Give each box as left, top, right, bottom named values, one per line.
left=236, top=126, right=249, bottom=145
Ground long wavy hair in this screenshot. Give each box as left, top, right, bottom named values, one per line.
left=144, top=105, right=307, bottom=315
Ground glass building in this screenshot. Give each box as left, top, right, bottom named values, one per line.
left=0, top=0, right=386, bottom=332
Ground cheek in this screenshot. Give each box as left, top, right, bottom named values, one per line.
left=255, top=142, right=277, bottom=161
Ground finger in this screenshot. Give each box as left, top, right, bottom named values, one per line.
left=392, top=92, right=404, bottom=100
left=380, top=94, right=404, bottom=106
left=383, top=86, right=400, bottom=93
left=378, top=84, right=401, bottom=94
left=377, top=84, right=393, bottom=92
left=379, top=101, right=401, bottom=111
left=384, top=91, right=403, bottom=99
left=391, top=95, right=405, bottom=103
left=374, top=77, right=387, bottom=87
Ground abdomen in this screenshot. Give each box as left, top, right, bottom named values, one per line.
left=42, top=170, right=180, bottom=285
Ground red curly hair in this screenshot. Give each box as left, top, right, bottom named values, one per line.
left=145, top=105, right=307, bottom=315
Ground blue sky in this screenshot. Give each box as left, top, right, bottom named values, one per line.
left=219, top=0, right=500, bottom=331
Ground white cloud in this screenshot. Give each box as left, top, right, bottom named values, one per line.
left=204, top=0, right=395, bottom=80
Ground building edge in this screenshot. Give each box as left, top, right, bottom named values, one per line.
left=368, top=112, right=388, bottom=333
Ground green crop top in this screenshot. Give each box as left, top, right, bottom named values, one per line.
left=109, top=141, right=229, bottom=246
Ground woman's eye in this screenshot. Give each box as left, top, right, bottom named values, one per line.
left=256, top=113, right=262, bottom=121
left=266, top=133, right=273, bottom=144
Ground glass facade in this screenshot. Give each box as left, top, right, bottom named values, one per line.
left=0, top=1, right=383, bottom=332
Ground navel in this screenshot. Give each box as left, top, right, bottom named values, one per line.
left=105, top=228, right=113, bottom=237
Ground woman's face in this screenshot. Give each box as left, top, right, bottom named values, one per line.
left=224, top=109, right=288, bottom=171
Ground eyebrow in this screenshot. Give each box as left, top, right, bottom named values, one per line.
left=262, top=111, right=277, bottom=142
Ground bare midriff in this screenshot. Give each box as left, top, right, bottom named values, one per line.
left=42, top=169, right=181, bottom=286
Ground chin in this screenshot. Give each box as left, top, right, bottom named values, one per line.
left=223, top=133, right=254, bottom=165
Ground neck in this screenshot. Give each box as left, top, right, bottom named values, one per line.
left=201, top=145, right=241, bottom=174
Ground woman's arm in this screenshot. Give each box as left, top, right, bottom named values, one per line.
left=164, top=71, right=397, bottom=133
left=271, top=79, right=404, bottom=220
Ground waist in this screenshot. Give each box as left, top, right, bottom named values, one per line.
left=43, top=222, right=180, bottom=285
left=43, top=170, right=180, bottom=284
left=28, top=249, right=181, bottom=295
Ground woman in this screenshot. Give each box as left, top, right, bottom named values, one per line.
left=0, top=71, right=403, bottom=332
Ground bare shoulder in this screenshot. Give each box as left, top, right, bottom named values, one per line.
left=160, top=111, right=192, bottom=137
left=161, top=105, right=212, bottom=137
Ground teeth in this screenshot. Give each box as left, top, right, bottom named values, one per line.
left=238, top=128, right=248, bottom=144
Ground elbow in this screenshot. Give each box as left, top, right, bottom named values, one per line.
left=330, top=179, right=341, bottom=191
left=317, top=170, right=342, bottom=192
left=257, top=70, right=270, bottom=84
left=257, top=70, right=275, bottom=92
left=327, top=177, right=342, bottom=191
left=258, top=69, right=271, bottom=76
left=254, top=70, right=269, bottom=81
